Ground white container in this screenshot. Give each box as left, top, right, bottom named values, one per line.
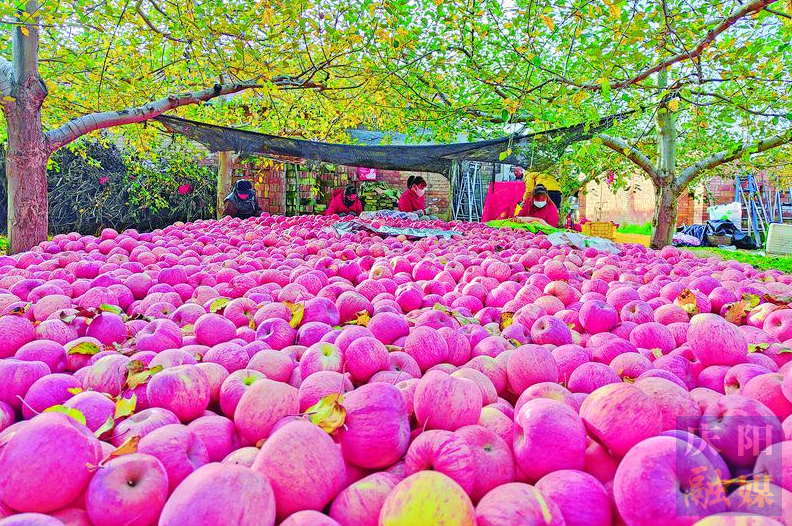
left=766, top=223, right=792, bottom=255
left=707, top=202, right=742, bottom=227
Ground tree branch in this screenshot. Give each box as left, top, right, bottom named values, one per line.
left=135, top=0, right=192, bottom=43
left=561, top=0, right=780, bottom=91
left=0, top=57, right=13, bottom=99
left=681, top=91, right=791, bottom=119
left=676, top=127, right=792, bottom=187
left=766, top=7, right=791, bottom=19
left=45, top=80, right=262, bottom=152
left=599, top=133, right=658, bottom=180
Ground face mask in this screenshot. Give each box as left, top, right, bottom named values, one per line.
left=533, top=200, right=547, bottom=209
left=415, top=187, right=426, bottom=197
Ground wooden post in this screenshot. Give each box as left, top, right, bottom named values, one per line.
left=217, top=151, right=233, bottom=219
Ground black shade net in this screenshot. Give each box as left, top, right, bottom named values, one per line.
left=155, top=111, right=633, bottom=176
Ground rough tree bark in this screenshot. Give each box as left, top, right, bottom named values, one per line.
left=651, top=68, right=678, bottom=249
left=651, top=183, right=680, bottom=249
left=3, top=0, right=48, bottom=255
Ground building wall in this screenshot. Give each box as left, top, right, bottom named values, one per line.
left=342, top=168, right=450, bottom=216
left=224, top=158, right=450, bottom=217
left=582, top=173, right=736, bottom=227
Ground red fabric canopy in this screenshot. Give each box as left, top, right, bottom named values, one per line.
left=481, top=181, right=525, bottom=222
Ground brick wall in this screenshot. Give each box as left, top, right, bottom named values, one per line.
left=583, top=173, right=736, bottom=226
left=348, top=168, right=449, bottom=216
left=226, top=158, right=449, bottom=217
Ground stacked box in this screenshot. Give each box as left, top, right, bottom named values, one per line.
left=359, top=181, right=399, bottom=211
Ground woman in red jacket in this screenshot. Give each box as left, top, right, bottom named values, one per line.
left=398, top=176, right=431, bottom=215
left=517, top=184, right=560, bottom=227
left=325, top=184, right=363, bottom=216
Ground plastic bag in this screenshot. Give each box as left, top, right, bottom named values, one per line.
left=707, top=202, right=741, bottom=227
left=546, top=232, right=620, bottom=253
left=673, top=233, right=701, bottom=247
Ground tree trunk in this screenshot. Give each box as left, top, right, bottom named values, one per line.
left=5, top=109, right=49, bottom=254
left=650, top=181, right=680, bottom=249
left=651, top=68, right=678, bottom=249
left=217, top=151, right=233, bottom=219
left=4, top=0, right=48, bottom=254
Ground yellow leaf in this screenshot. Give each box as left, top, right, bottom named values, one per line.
left=305, top=393, right=346, bottom=434
left=540, top=14, right=555, bottom=31
left=98, top=436, right=140, bottom=467
left=668, top=98, right=679, bottom=112
left=607, top=1, right=621, bottom=19
left=67, top=387, right=83, bottom=395
left=345, top=310, right=371, bottom=327
left=2, top=96, right=15, bottom=102
left=20, top=27, right=29, bottom=37
left=114, top=395, right=137, bottom=419
left=285, top=301, right=305, bottom=328
left=675, top=289, right=700, bottom=315
left=742, top=294, right=761, bottom=308
left=499, top=312, right=514, bottom=331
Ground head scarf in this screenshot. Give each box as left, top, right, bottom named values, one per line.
left=343, top=184, right=358, bottom=208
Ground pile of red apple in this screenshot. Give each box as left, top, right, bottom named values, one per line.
left=1, top=212, right=792, bottom=526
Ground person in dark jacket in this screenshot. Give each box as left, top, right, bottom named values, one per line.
left=325, top=184, right=363, bottom=216
left=223, top=180, right=262, bottom=219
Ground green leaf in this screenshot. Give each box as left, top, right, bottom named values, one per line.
left=99, top=304, right=124, bottom=315
left=114, top=395, right=137, bottom=419
left=67, top=341, right=102, bottom=356
left=748, top=343, right=771, bottom=353
left=126, top=361, right=163, bottom=389
left=209, top=297, right=231, bottom=314
left=601, top=77, right=611, bottom=100
left=94, top=415, right=115, bottom=437
left=44, top=405, right=87, bottom=426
